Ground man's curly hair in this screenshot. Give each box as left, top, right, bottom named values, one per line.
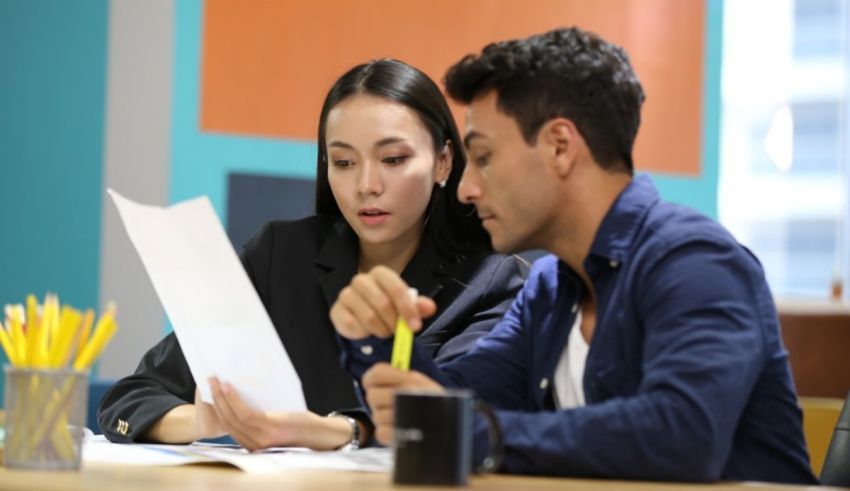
left=445, top=27, right=645, bottom=173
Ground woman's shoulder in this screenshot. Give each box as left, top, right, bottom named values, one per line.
left=443, top=251, right=529, bottom=291
left=241, top=215, right=340, bottom=255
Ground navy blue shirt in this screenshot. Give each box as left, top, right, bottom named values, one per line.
left=343, top=175, right=816, bottom=483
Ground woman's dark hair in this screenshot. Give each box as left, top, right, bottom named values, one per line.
left=315, top=59, right=492, bottom=259
left=444, top=27, right=645, bottom=174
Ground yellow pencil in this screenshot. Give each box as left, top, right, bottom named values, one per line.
left=25, top=294, right=41, bottom=367
left=49, top=306, right=82, bottom=368
left=0, top=321, right=19, bottom=366
left=9, top=306, right=27, bottom=365
left=74, top=304, right=117, bottom=370
left=76, top=309, right=95, bottom=361
left=390, top=288, right=418, bottom=371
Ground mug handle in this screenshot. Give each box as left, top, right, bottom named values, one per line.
left=473, top=400, right=503, bottom=473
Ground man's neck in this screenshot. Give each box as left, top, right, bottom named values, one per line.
left=547, top=170, right=632, bottom=285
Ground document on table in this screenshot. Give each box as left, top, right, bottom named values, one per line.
left=108, top=190, right=305, bottom=412
left=82, top=438, right=393, bottom=473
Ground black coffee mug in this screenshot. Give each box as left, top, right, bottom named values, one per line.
left=392, top=389, right=502, bottom=486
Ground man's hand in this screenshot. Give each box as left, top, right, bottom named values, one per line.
left=361, top=363, right=444, bottom=445
left=330, top=265, right=437, bottom=340
left=207, top=377, right=352, bottom=451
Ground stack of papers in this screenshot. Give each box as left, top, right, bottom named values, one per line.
left=83, top=437, right=392, bottom=473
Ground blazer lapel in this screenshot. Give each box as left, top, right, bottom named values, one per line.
left=400, top=233, right=444, bottom=301
left=315, top=219, right=359, bottom=308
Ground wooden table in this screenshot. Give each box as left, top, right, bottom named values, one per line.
left=0, top=463, right=833, bottom=491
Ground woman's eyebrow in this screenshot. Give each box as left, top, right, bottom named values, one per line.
left=327, top=140, right=355, bottom=150
left=374, top=136, right=408, bottom=148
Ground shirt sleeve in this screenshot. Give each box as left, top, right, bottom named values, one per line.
left=96, top=333, right=196, bottom=442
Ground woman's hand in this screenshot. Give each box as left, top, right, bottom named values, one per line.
left=194, top=388, right=227, bottom=441
left=207, top=377, right=353, bottom=451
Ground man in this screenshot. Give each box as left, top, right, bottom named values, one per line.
left=330, top=27, right=816, bottom=483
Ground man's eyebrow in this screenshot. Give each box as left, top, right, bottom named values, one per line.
left=463, top=131, right=486, bottom=149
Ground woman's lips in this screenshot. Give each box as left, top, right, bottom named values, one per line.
left=358, top=209, right=390, bottom=226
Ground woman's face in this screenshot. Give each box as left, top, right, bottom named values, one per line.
left=325, top=94, right=451, bottom=250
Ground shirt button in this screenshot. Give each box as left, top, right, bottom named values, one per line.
left=360, top=345, right=374, bottom=356
left=539, top=378, right=549, bottom=390
left=571, top=302, right=578, bottom=314
left=609, top=260, right=620, bottom=268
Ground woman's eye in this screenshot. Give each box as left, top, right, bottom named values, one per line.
left=474, top=153, right=491, bottom=167
left=383, top=155, right=409, bottom=165
left=332, top=159, right=352, bottom=168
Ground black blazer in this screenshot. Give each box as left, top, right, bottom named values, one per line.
left=97, top=215, right=527, bottom=442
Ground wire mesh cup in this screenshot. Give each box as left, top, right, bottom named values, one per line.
left=3, top=366, right=89, bottom=470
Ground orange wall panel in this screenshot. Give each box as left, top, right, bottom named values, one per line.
left=200, top=0, right=704, bottom=175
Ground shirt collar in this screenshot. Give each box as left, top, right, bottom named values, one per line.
left=588, top=174, right=660, bottom=263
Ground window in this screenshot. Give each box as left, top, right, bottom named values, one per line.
left=718, top=0, right=849, bottom=299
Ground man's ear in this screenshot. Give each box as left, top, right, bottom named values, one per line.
left=539, top=118, right=580, bottom=178
left=435, top=140, right=453, bottom=185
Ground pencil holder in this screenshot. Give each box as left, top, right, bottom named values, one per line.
left=3, top=366, right=89, bottom=470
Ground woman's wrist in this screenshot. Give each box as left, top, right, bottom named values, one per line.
left=144, top=404, right=199, bottom=443
left=308, top=413, right=354, bottom=450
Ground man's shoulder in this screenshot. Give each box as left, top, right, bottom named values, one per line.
left=640, top=200, right=743, bottom=255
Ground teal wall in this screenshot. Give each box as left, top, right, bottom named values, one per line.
left=170, top=0, right=316, bottom=223
left=0, top=0, right=109, bottom=400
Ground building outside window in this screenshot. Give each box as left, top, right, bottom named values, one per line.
left=719, top=0, right=849, bottom=301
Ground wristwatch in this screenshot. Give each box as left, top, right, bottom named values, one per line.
left=327, top=411, right=361, bottom=451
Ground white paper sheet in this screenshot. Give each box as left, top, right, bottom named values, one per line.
left=82, top=438, right=392, bottom=473
left=108, top=190, right=305, bottom=412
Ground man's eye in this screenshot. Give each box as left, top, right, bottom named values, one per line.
left=383, top=155, right=409, bottom=165
left=475, top=153, right=491, bottom=166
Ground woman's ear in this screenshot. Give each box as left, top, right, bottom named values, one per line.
left=435, top=140, right=453, bottom=186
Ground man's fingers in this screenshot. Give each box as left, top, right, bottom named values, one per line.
left=351, top=273, right=398, bottom=334
left=371, top=406, right=394, bottom=430
left=333, top=285, right=394, bottom=338
left=365, top=385, right=396, bottom=413
left=375, top=425, right=394, bottom=446
left=329, top=301, right=363, bottom=340
left=362, top=363, right=410, bottom=390
left=416, top=296, right=437, bottom=322
left=341, top=281, right=394, bottom=338
left=371, top=266, right=422, bottom=331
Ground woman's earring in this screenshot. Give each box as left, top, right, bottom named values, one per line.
left=438, top=180, right=447, bottom=188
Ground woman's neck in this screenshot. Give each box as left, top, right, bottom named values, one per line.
left=357, top=223, right=425, bottom=275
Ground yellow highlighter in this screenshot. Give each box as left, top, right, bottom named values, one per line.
left=390, top=288, right=418, bottom=371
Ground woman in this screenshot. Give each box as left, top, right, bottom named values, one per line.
left=97, top=59, right=527, bottom=450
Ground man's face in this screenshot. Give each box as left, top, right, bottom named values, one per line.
left=458, top=91, right=557, bottom=253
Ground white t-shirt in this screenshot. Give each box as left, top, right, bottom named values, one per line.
left=553, top=310, right=589, bottom=409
